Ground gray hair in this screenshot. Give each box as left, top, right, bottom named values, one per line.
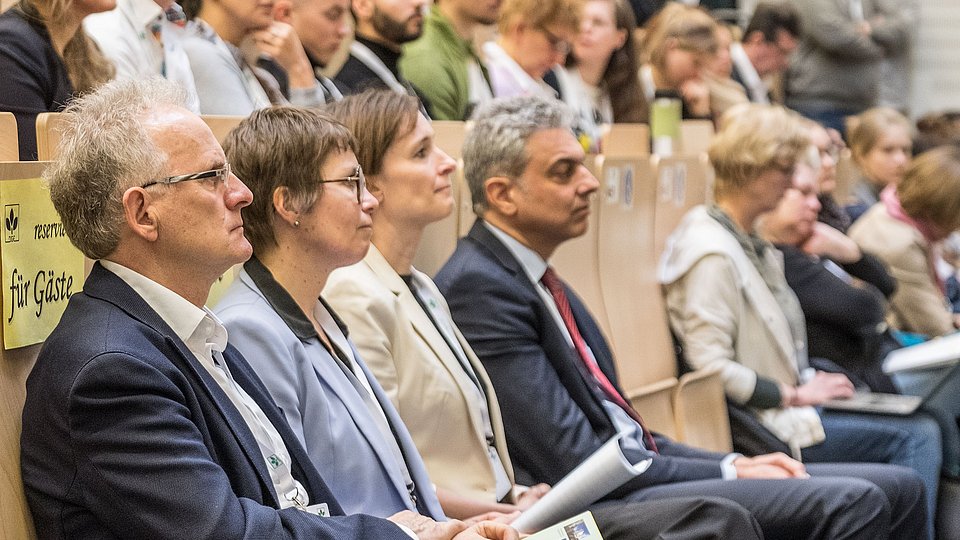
left=45, top=78, right=185, bottom=259
left=464, top=95, right=576, bottom=215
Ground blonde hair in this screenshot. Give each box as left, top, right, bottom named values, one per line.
left=709, top=104, right=809, bottom=195
left=498, top=0, right=583, bottom=35
left=848, top=107, right=913, bottom=161
left=640, top=3, right=717, bottom=71
left=899, top=146, right=960, bottom=234
left=18, top=0, right=115, bottom=93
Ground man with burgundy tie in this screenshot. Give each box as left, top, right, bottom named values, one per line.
left=435, top=95, right=928, bottom=540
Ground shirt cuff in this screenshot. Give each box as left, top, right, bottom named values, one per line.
left=288, top=83, right=325, bottom=108
left=720, top=453, right=743, bottom=480
left=396, top=524, right=419, bottom=539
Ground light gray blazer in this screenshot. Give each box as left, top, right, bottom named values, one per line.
left=215, top=268, right=445, bottom=520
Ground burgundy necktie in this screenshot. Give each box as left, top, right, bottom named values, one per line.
left=541, top=266, right=658, bottom=453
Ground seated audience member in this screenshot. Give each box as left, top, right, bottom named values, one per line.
left=808, top=121, right=854, bottom=233
left=561, top=0, right=644, bottom=146
left=850, top=146, right=960, bottom=338
left=0, top=0, right=114, bottom=159
left=760, top=145, right=897, bottom=392
left=214, top=106, right=512, bottom=540
left=323, top=89, right=765, bottom=539
left=658, top=103, right=941, bottom=529
left=759, top=145, right=960, bottom=481
left=399, top=0, right=496, bottom=120
left=729, top=1, right=800, bottom=105
left=436, top=94, right=927, bottom=540
left=703, top=22, right=748, bottom=120
left=335, top=0, right=426, bottom=100
left=637, top=3, right=717, bottom=121
left=179, top=0, right=322, bottom=114
left=273, top=0, right=350, bottom=102
left=845, top=107, right=913, bottom=222
left=18, top=78, right=446, bottom=540
left=481, top=0, right=580, bottom=101
left=85, top=0, right=201, bottom=112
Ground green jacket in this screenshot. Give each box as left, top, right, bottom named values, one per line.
left=400, top=6, right=490, bottom=120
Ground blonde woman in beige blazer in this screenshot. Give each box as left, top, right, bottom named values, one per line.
left=659, top=104, right=942, bottom=529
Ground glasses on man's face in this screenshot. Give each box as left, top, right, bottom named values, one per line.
left=318, top=165, right=366, bottom=204
left=142, top=163, right=232, bottom=188
left=538, top=26, right=572, bottom=56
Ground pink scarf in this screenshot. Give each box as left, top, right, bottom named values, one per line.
left=881, top=185, right=946, bottom=294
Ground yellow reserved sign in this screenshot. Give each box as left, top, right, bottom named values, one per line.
left=0, top=173, right=83, bottom=349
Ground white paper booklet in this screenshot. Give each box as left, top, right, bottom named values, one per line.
left=511, top=435, right=652, bottom=534
left=525, top=511, right=603, bottom=540
left=882, top=332, right=960, bottom=374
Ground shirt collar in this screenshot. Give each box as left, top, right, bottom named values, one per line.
left=482, top=221, right=550, bottom=283
left=730, top=43, right=763, bottom=90
left=100, top=259, right=225, bottom=350
left=243, top=256, right=350, bottom=341
left=123, top=0, right=165, bottom=32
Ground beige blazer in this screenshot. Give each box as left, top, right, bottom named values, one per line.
left=659, top=206, right=824, bottom=452
left=850, top=203, right=955, bottom=337
left=324, top=245, right=515, bottom=503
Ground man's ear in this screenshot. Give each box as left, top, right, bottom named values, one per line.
left=352, top=0, right=373, bottom=22
left=272, top=186, right=301, bottom=228
left=744, top=30, right=765, bottom=46
left=273, top=0, right=293, bottom=23
left=484, top=176, right=518, bottom=216
left=121, top=187, right=160, bottom=242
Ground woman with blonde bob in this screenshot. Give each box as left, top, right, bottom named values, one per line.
left=659, top=103, right=942, bottom=529
left=638, top=3, right=718, bottom=121
left=851, top=146, right=960, bottom=338
left=0, top=0, right=115, bottom=159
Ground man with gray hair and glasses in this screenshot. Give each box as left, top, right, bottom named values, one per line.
left=19, top=77, right=513, bottom=540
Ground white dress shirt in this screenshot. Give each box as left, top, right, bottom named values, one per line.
left=730, top=42, right=770, bottom=105
left=100, top=260, right=310, bottom=508
left=85, top=0, right=201, bottom=113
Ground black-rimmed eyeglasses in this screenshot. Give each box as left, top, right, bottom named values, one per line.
left=142, top=163, right=232, bottom=188
left=318, top=165, right=366, bottom=204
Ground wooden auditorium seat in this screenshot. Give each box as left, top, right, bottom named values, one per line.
left=593, top=154, right=677, bottom=437
left=34, top=113, right=66, bottom=162
left=652, top=154, right=713, bottom=260
left=833, top=147, right=857, bottom=205
left=414, top=121, right=468, bottom=276
left=0, top=113, right=17, bottom=161
left=551, top=154, right=615, bottom=344
left=678, top=120, right=714, bottom=156
left=0, top=161, right=49, bottom=540
left=200, top=115, right=245, bottom=144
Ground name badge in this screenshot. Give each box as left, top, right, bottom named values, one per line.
left=301, top=503, right=329, bottom=517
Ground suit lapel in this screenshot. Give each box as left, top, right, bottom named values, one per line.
left=84, top=263, right=281, bottom=507
left=305, top=332, right=415, bottom=508
left=467, top=222, right=617, bottom=428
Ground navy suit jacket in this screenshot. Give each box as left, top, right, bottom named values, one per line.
left=20, top=262, right=408, bottom=539
left=435, top=221, right=727, bottom=492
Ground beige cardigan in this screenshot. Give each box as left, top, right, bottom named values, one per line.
left=324, top=245, right=515, bottom=503
left=659, top=206, right=824, bottom=453
left=850, top=203, right=955, bottom=337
